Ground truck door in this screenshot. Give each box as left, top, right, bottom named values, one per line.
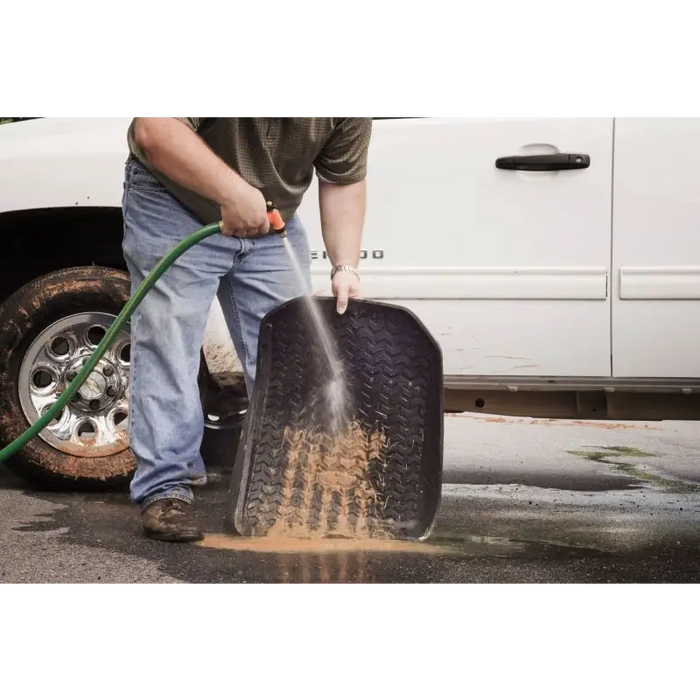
left=612, top=118, right=700, bottom=379
left=299, top=118, right=615, bottom=380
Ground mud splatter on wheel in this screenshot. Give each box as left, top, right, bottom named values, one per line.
left=0, top=267, right=136, bottom=490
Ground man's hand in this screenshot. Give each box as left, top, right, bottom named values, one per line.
left=220, top=185, right=270, bottom=237
left=332, top=269, right=362, bottom=315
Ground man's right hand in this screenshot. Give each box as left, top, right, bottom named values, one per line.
left=220, top=185, right=270, bottom=238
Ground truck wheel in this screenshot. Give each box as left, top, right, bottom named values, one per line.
left=0, top=267, right=136, bottom=490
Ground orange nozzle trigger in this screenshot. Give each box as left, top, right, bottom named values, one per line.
left=266, top=202, right=287, bottom=237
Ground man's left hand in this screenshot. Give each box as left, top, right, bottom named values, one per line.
left=332, top=269, right=362, bottom=315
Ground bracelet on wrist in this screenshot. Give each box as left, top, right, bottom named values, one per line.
left=330, top=265, right=360, bottom=281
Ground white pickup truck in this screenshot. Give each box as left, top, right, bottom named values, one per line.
left=1, top=117, right=699, bottom=488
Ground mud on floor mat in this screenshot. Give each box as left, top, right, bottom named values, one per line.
left=225, top=298, right=444, bottom=542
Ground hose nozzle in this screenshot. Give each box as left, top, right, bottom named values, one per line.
left=267, top=202, right=287, bottom=239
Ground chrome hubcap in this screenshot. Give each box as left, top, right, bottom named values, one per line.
left=19, top=312, right=132, bottom=457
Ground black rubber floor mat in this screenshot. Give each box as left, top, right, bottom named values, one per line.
left=225, top=297, right=444, bottom=542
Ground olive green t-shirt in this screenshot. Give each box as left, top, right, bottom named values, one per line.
left=127, top=118, right=373, bottom=224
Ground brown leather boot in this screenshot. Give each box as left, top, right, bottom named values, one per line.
left=141, top=499, right=204, bottom=543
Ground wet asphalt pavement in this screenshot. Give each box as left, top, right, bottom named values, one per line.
left=2, top=413, right=700, bottom=584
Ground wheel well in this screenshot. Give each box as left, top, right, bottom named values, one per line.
left=0, top=207, right=126, bottom=305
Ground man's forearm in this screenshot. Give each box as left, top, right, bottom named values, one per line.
left=318, top=179, right=367, bottom=268
left=134, top=118, right=248, bottom=206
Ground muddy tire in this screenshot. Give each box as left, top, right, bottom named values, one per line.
left=0, top=267, right=136, bottom=490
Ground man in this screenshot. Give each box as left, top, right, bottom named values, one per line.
left=122, top=118, right=372, bottom=543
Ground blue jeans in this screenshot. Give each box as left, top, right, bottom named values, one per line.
left=121, top=157, right=311, bottom=509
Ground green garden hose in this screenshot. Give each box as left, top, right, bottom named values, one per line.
left=0, top=221, right=223, bottom=465
left=0, top=198, right=289, bottom=467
